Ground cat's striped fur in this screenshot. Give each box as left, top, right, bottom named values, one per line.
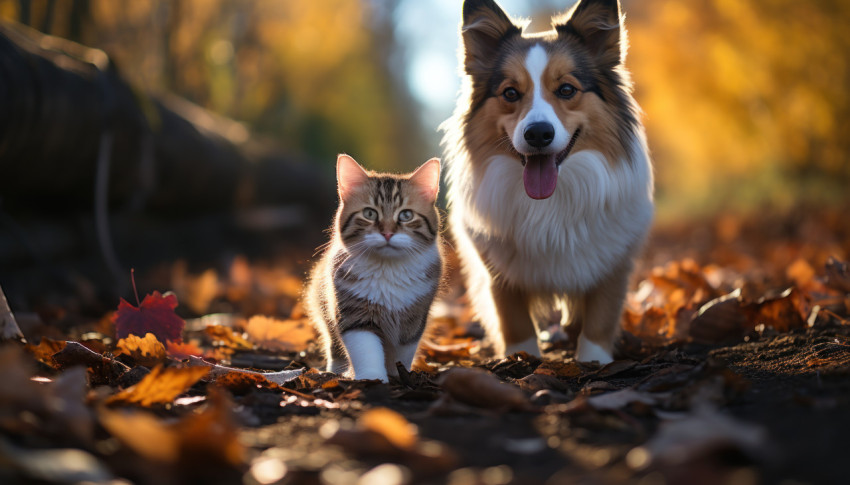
left=304, top=154, right=443, bottom=382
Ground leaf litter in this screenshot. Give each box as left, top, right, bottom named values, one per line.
left=3, top=209, right=850, bottom=484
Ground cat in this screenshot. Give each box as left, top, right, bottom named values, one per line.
left=304, top=154, right=443, bottom=382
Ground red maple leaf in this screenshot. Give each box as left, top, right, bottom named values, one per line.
left=113, top=291, right=185, bottom=343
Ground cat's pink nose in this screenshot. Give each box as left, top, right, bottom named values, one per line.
left=382, top=233, right=393, bottom=242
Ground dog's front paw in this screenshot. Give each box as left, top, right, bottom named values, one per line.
left=575, top=334, right=614, bottom=364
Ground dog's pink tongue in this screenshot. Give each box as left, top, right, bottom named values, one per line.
left=523, top=155, right=558, bottom=200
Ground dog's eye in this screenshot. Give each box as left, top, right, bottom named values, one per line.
left=398, top=209, right=414, bottom=222
left=556, top=83, right=578, bottom=99
left=362, top=208, right=378, bottom=220
left=502, top=87, right=520, bottom=102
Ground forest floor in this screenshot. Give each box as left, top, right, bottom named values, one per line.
left=1, top=207, right=849, bottom=485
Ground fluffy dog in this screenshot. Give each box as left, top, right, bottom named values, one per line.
left=442, top=0, right=653, bottom=363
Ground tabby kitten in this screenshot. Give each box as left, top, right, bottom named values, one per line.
left=305, top=154, right=443, bottom=382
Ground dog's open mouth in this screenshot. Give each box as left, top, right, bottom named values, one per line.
left=520, top=127, right=581, bottom=200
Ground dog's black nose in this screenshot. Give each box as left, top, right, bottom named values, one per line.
left=523, top=122, right=555, bottom=148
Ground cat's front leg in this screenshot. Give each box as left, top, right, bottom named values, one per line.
left=341, top=330, right=388, bottom=382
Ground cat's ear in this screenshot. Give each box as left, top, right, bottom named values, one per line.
left=337, top=154, right=369, bottom=199
left=409, top=158, right=441, bottom=202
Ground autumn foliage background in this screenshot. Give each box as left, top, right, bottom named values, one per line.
left=2, top=1, right=850, bottom=484
left=3, top=0, right=848, bottom=216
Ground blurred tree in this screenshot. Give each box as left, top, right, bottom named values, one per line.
left=627, top=0, right=850, bottom=216
left=0, top=0, right=427, bottom=173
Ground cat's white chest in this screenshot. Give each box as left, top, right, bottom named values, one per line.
left=343, top=246, right=439, bottom=311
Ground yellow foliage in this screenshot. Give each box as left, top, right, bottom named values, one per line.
left=628, top=0, right=850, bottom=216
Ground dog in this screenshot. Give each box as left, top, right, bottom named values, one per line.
left=441, top=0, right=653, bottom=364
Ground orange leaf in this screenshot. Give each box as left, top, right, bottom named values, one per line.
left=205, top=325, right=254, bottom=350
left=359, top=408, right=418, bottom=450
left=747, top=287, right=809, bottom=332
left=106, top=365, right=209, bottom=407
left=113, top=291, right=185, bottom=344
left=439, top=367, right=530, bottom=411
left=534, top=360, right=582, bottom=378
left=244, top=316, right=315, bottom=352
left=115, top=333, right=167, bottom=367
left=166, top=340, right=204, bottom=360
left=25, top=337, right=67, bottom=369
left=99, top=388, right=243, bottom=465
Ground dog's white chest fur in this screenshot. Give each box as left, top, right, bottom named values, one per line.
left=339, top=246, right=439, bottom=311
left=453, top=143, right=653, bottom=293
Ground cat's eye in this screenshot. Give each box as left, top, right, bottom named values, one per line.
left=398, top=209, right=414, bottom=222
left=362, top=208, right=378, bottom=220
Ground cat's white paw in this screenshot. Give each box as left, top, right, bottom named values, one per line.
left=342, top=330, right=389, bottom=382
left=575, top=333, right=613, bottom=364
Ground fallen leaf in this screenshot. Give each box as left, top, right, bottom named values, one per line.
left=534, top=360, right=582, bottom=378
left=106, top=365, right=210, bottom=407
left=627, top=405, right=768, bottom=470
left=746, top=287, right=808, bottom=332
left=116, top=333, right=167, bottom=367
left=244, top=315, right=316, bottom=352
left=360, top=407, right=418, bottom=450
left=166, top=340, right=205, bottom=360
left=326, top=407, right=456, bottom=472
left=25, top=337, right=67, bottom=369
left=113, top=291, right=186, bottom=344
left=100, top=388, right=244, bottom=467
left=172, top=263, right=219, bottom=315
left=690, top=290, right=748, bottom=343
left=439, top=367, right=531, bottom=411
left=205, top=325, right=254, bottom=350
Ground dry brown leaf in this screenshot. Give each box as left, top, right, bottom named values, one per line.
left=628, top=405, right=767, bottom=469
left=25, top=337, right=67, bottom=369
left=165, top=340, right=205, bottom=360
left=244, top=315, right=316, bottom=352
left=115, top=333, right=167, bottom=367
left=747, top=287, right=809, bottom=332
left=689, top=290, right=749, bottom=343
left=326, top=407, right=456, bottom=472
left=534, top=360, right=582, bottom=378
left=100, top=388, right=244, bottom=466
left=360, top=407, right=418, bottom=450
left=205, top=325, right=254, bottom=350
left=106, top=365, right=210, bottom=407
left=172, top=262, right=219, bottom=315
left=439, top=367, right=531, bottom=411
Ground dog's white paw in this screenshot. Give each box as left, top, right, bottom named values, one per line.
left=576, top=333, right=613, bottom=364
left=506, top=336, right=541, bottom=357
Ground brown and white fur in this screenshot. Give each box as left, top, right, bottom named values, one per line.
left=442, top=0, right=653, bottom=364
left=304, top=154, right=443, bottom=382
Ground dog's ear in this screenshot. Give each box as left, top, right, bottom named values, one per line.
left=554, top=0, right=624, bottom=68
left=461, top=0, right=520, bottom=76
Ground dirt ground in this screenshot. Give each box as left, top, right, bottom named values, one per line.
left=1, top=208, right=849, bottom=485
